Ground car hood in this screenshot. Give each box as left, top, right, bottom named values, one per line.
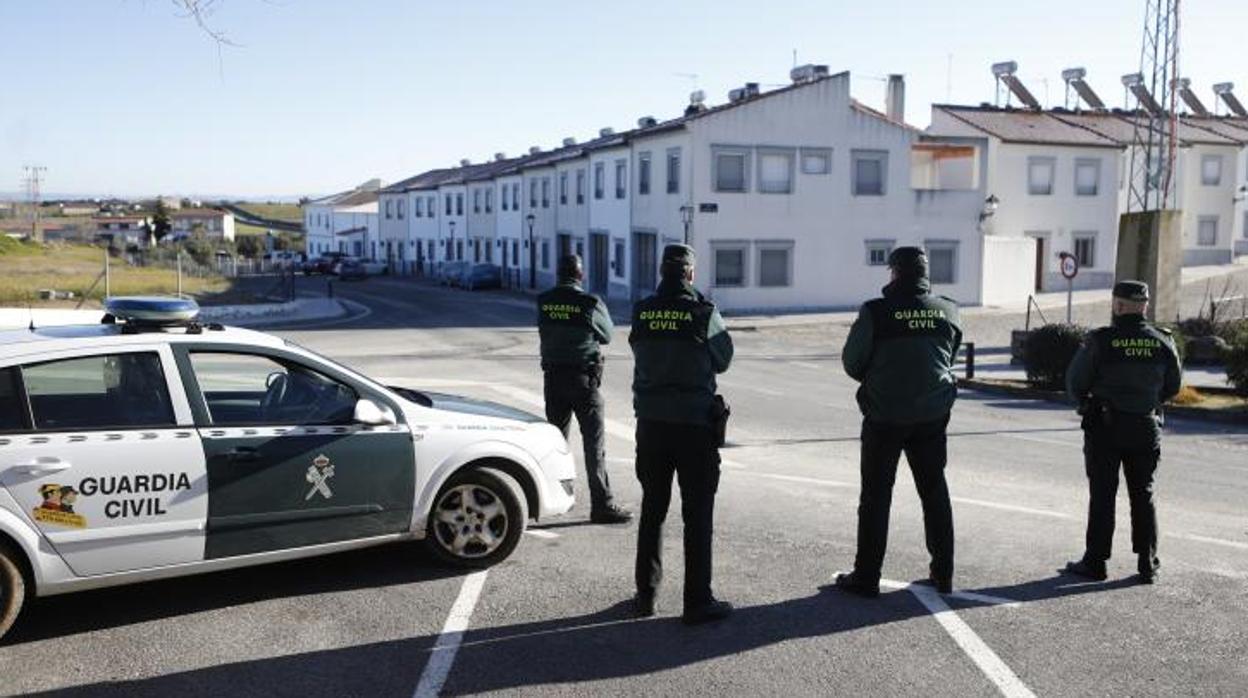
left=389, top=386, right=545, bottom=424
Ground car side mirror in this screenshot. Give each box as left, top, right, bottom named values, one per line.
left=354, top=398, right=396, bottom=426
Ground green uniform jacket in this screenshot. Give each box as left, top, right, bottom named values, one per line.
left=1066, top=314, right=1182, bottom=415
left=842, top=278, right=963, bottom=425
left=537, top=281, right=613, bottom=370
left=629, top=279, right=733, bottom=425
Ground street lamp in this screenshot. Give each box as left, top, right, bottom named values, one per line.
left=1233, top=185, right=1248, bottom=203
left=448, top=220, right=456, bottom=261
left=526, top=213, right=537, bottom=289
left=979, top=194, right=1000, bottom=222
left=679, top=204, right=694, bottom=245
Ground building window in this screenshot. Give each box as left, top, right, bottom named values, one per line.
left=1197, top=216, right=1219, bottom=246
left=925, top=241, right=959, bottom=284
left=615, top=159, right=627, bottom=199
left=541, top=240, right=550, bottom=269
left=385, top=200, right=393, bottom=219
left=512, top=239, right=519, bottom=264
left=576, top=169, right=585, bottom=204
left=501, top=185, right=509, bottom=211
left=415, top=198, right=424, bottom=218
left=594, top=162, right=605, bottom=200
left=485, top=189, right=493, bottom=213
left=428, top=197, right=436, bottom=217
left=666, top=149, right=681, bottom=194
left=23, top=353, right=176, bottom=430
left=614, top=239, right=625, bottom=277
left=1075, top=159, right=1101, bottom=196
left=456, top=193, right=464, bottom=216
left=530, top=180, right=538, bottom=208
left=865, top=240, right=894, bottom=266
left=757, top=243, right=793, bottom=287
left=757, top=148, right=795, bottom=194
left=541, top=178, right=550, bottom=208
left=473, top=190, right=481, bottom=213
left=1201, top=155, right=1223, bottom=186
left=1027, top=157, right=1055, bottom=196
left=712, top=244, right=747, bottom=287
left=638, top=153, right=651, bottom=195
left=800, top=148, right=832, bottom=175
left=560, top=172, right=568, bottom=205
left=445, top=195, right=452, bottom=216
left=1243, top=211, right=1248, bottom=240
left=1073, top=232, right=1096, bottom=268
left=713, top=148, right=750, bottom=193
left=852, top=150, right=888, bottom=196
left=510, top=184, right=519, bottom=211
left=397, top=199, right=405, bottom=219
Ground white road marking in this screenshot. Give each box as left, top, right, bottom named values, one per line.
left=413, top=570, right=489, bottom=698
left=878, top=579, right=1020, bottom=609
left=902, top=581, right=1038, bottom=698
left=791, top=361, right=822, bottom=371
left=950, top=496, right=1075, bottom=520
left=1002, top=433, right=1080, bottom=448
left=732, top=469, right=853, bottom=489
left=525, top=529, right=560, bottom=539
left=1171, top=533, right=1248, bottom=552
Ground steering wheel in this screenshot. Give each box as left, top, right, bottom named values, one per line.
left=260, top=372, right=289, bottom=419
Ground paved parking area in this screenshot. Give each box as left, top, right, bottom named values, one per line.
left=2, top=277, right=1245, bottom=697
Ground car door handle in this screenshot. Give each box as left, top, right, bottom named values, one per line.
left=11, top=457, right=72, bottom=476
left=225, top=447, right=260, bottom=462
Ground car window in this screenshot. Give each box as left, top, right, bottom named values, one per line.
left=190, top=352, right=358, bottom=426
left=0, top=368, right=30, bottom=432
left=21, top=352, right=175, bottom=431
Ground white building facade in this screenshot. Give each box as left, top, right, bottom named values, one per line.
left=304, top=180, right=383, bottom=259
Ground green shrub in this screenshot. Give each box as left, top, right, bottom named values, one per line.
left=1227, top=332, right=1248, bottom=396
left=1024, top=324, right=1088, bottom=390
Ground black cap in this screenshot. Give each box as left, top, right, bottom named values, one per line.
left=1112, top=280, right=1149, bottom=302
left=556, top=254, right=582, bottom=280
left=661, top=244, right=696, bottom=268
left=888, top=246, right=928, bottom=278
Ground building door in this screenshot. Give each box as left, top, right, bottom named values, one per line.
left=590, top=233, right=609, bottom=296
left=631, top=231, right=657, bottom=300
left=1033, top=237, right=1045, bottom=292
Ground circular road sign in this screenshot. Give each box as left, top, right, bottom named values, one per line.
left=1059, top=253, right=1079, bottom=280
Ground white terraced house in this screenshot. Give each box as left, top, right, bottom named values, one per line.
left=304, top=180, right=383, bottom=259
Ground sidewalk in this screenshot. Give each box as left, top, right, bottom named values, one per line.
left=969, top=349, right=1231, bottom=389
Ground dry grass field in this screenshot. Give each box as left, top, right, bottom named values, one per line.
left=233, top=202, right=302, bottom=223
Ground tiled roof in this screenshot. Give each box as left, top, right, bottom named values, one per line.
left=933, top=105, right=1121, bottom=148
left=309, top=187, right=381, bottom=206
left=1184, top=117, right=1248, bottom=144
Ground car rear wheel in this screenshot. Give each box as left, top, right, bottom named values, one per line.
left=426, top=467, right=527, bottom=568
left=0, top=544, right=27, bottom=642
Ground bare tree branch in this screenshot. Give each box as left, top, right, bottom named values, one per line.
left=171, top=0, right=241, bottom=47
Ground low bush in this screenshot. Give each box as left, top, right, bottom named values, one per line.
left=1227, top=332, right=1248, bottom=396
left=1023, top=323, right=1087, bottom=390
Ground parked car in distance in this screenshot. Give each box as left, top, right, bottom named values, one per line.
left=464, top=264, right=502, bottom=291
left=337, top=258, right=368, bottom=281
left=302, top=251, right=346, bottom=275
left=438, top=261, right=471, bottom=287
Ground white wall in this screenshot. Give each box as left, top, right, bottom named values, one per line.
left=587, top=145, right=631, bottom=299
left=1177, top=144, right=1240, bottom=265
left=436, top=184, right=468, bottom=264
left=629, top=129, right=693, bottom=300
left=302, top=203, right=337, bottom=257
left=520, top=166, right=556, bottom=286
left=980, top=236, right=1037, bottom=306
left=410, top=189, right=439, bottom=276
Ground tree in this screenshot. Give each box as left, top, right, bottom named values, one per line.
left=235, top=235, right=263, bottom=259
left=152, top=198, right=172, bottom=243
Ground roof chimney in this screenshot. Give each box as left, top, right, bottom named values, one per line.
left=992, top=61, right=1041, bottom=110
left=637, top=116, right=657, bottom=128
left=1062, top=67, right=1106, bottom=110
left=1213, top=82, right=1248, bottom=117
left=885, top=74, right=905, bottom=122
left=494, top=152, right=507, bottom=162
left=1122, top=73, right=1165, bottom=117
left=1176, top=78, right=1210, bottom=117
left=561, top=137, right=577, bottom=147
left=529, top=146, right=542, bottom=155
left=459, top=159, right=471, bottom=167
left=685, top=90, right=707, bottom=116
left=598, top=127, right=615, bottom=137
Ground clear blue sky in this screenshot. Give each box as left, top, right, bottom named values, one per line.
left=1, top=0, right=1244, bottom=199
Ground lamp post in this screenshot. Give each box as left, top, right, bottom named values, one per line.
left=679, top=204, right=694, bottom=245
left=526, top=213, right=537, bottom=289
left=447, top=220, right=456, bottom=262
left=979, top=194, right=1000, bottom=222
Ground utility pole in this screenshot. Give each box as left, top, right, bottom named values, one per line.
left=22, top=165, right=47, bottom=243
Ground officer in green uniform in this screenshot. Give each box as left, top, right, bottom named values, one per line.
left=629, top=244, right=734, bottom=624
left=1064, top=280, right=1181, bottom=584
left=836, top=247, right=962, bottom=597
left=538, top=254, right=631, bottom=524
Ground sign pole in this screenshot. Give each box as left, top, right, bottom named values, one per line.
left=1066, top=277, right=1073, bottom=324
left=1058, top=252, right=1079, bottom=325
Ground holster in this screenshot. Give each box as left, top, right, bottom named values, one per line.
left=1078, top=397, right=1113, bottom=430
left=710, top=394, right=731, bottom=448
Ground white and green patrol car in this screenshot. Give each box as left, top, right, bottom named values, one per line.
left=0, top=297, right=575, bottom=640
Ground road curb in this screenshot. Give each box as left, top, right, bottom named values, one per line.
left=958, top=377, right=1248, bottom=425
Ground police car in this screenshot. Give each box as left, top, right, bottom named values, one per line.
left=0, top=297, right=575, bottom=640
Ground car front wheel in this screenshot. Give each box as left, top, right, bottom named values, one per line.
left=0, top=543, right=27, bottom=642
left=426, top=467, right=528, bottom=568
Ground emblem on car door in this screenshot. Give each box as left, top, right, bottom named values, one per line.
left=305, top=454, right=335, bottom=501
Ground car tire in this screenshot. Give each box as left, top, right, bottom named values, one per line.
left=0, top=543, right=27, bottom=643
left=426, top=466, right=528, bottom=569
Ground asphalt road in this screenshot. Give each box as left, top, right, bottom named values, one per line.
left=2, top=275, right=1246, bottom=697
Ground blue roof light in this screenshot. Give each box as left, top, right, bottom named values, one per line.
left=104, top=296, right=200, bottom=325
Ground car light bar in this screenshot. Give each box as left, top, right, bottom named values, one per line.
left=103, top=296, right=201, bottom=325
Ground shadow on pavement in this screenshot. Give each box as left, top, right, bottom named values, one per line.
left=26, top=573, right=1142, bottom=696
left=2, top=542, right=461, bottom=646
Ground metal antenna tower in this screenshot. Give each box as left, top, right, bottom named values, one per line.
left=22, top=165, right=47, bottom=243
left=1126, top=0, right=1181, bottom=213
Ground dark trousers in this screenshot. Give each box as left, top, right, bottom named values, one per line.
left=854, top=414, right=955, bottom=583
left=634, top=419, right=720, bottom=609
left=1083, top=417, right=1160, bottom=567
left=544, top=367, right=613, bottom=510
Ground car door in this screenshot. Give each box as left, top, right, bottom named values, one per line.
left=0, top=347, right=209, bottom=577
left=174, top=346, right=415, bottom=560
